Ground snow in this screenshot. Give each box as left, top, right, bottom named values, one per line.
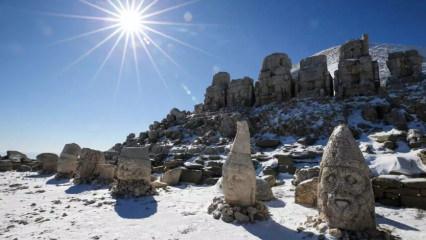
left=1, top=172, right=425, bottom=239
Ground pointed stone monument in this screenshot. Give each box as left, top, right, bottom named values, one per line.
left=318, top=124, right=376, bottom=231
left=222, top=121, right=256, bottom=206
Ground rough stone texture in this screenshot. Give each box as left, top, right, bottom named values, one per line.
left=74, top=148, right=106, bottom=184
left=296, top=55, right=333, bottom=98
left=6, top=151, right=28, bottom=161
left=226, top=77, right=255, bottom=108
left=207, top=196, right=269, bottom=223
left=255, top=138, right=281, bottom=148
left=318, top=124, right=376, bottom=231
left=406, top=129, right=426, bottom=148
left=56, top=143, right=81, bottom=178
left=373, top=175, right=426, bottom=209
left=161, top=167, right=183, bottom=186
left=112, top=147, right=155, bottom=197
left=387, top=50, right=424, bottom=86
left=255, top=53, right=293, bottom=106
left=419, top=149, right=426, bottom=165
left=37, top=153, right=58, bottom=174
left=334, top=34, right=379, bottom=98
left=180, top=168, right=202, bottom=184
left=95, top=164, right=116, bottom=183
left=222, top=121, right=256, bottom=207
left=255, top=178, right=274, bottom=201
left=295, top=177, right=319, bottom=207
left=204, top=72, right=230, bottom=111
left=292, top=167, right=320, bottom=186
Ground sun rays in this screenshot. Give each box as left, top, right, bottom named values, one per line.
left=50, top=0, right=207, bottom=96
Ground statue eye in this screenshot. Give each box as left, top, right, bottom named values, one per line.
left=345, top=175, right=357, bottom=185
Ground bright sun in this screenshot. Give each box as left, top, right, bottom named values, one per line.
left=118, top=9, right=143, bottom=34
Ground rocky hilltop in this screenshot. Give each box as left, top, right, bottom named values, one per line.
left=102, top=35, right=425, bottom=186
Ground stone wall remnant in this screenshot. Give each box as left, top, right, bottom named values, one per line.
left=296, top=55, right=333, bottom=98
left=226, top=77, right=255, bottom=108
left=387, top=50, right=424, bottom=86
left=204, top=72, right=230, bottom=111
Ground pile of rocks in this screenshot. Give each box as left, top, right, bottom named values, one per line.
left=372, top=175, right=426, bottom=209
left=207, top=196, right=269, bottom=223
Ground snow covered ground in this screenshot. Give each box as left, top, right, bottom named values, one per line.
left=1, top=172, right=425, bottom=240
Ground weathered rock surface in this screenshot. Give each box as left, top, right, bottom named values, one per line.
left=295, top=177, right=318, bottom=207
left=255, top=178, right=274, bottom=201
left=204, top=72, right=230, bottom=111
left=226, top=77, right=255, bottom=108
left=318, top=125, right=376, bottom=231
left=56, top=143, right=81, bottom=178
left=255, top=53, right=293, bottom=105
left=387, top=50, right=424, bottom=86
left=37, top=153, right=58, bottom=174
left=161, top=167, right=183, bottom=186
left=74, top=148, right=105, bottom=184
left=292, top=166, right=320, bottom=186
left=95, top=163, right=116, bottom=183
left=296, top=55, right=333, bottom=98
left=334, top=34, right=379, bottom=98
left=222, top=121, right=256, bottom=207
left=112, top=147, right=156, bottom=197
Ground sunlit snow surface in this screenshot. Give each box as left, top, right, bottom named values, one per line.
left=0, top=171, right=425, bottom=240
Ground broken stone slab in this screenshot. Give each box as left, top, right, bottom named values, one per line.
left=401, top=178, right=426, bottom=189
left=161, top=167, right=183, bottom=186
left=116, top=147, right=151, bottom=182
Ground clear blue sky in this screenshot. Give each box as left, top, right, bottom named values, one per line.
left=1, top=0, right=425, bottom=155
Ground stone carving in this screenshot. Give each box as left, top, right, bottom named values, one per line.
left=387, top=50, right=424, bottom=86
left=334, top=34, right=380, bottom=98
left=222, top=121, right=256, bottom=206
left=255, top=53, right=293, bottom=105
left=112, top=147, right=156, bottom=197
left=37, top=153, right=58, bottom=174
left=74, top=148, right=106, bottom=184
left=56, top=143, right=81, bottom=178
left=204, top=72, right=230, bottom=111
left=318, top=124, right=376, bottom=231
left=226, top=77, right=255, bottom=108
left=296, top=55, right=333, bottom=98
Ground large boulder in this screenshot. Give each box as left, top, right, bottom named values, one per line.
left=292, top=166, right=320, bottom=186
left=222, top=121, right=256, bottom=207
left=295, top=177, right=318, bottom=207
left=226, top=77, right=255, bottom=108
left=74, top=148, right=105, bottom=184
left=37, top=153, right=58, bottom=174
left=255, top=178, right=274, bottom=201
left=112, top=147, right=156, bottom=197
left=204, top=72, right=230, bottom=111
left=295, top=55, right=333, bottom=98
left=161, top=167, right=183, bottom=186
left=318, top=125, right=376, bottom=231
left=255, top=53, right=294, bottom=105
left=56, top=143, right=81, bottom=178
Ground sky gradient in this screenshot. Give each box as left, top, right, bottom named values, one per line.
left=1, top=0, right=426, bottom=155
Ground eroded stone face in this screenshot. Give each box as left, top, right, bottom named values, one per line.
left=222, top=121, right=256, bottom=206
left=226, top=77, right=255, bottom=108
left=318, top=125, right=376, bottom=231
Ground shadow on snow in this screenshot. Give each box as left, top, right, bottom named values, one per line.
left=241, top=218, right=312, bottom=240
left=114, top=196, right=158, bottom=219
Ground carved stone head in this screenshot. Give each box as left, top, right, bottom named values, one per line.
left=318, top=125, right=376, bottom=231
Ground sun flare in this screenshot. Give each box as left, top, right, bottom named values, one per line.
left=118, top=8, right=143, bottom=34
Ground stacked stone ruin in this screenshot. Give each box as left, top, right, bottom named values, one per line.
left=201, top=34, right=424, bottom=112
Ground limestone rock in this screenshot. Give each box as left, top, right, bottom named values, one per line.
left=223, top=121, right=256, bottom=207
left=161, top=167, right=182, bottom=186
left=334, top=34, right=379, bottom=98
left=74, top=148, right=105, bottom=184
left=255, top=178, right=274, bottom=201
left=295, top=177, right=318, bottom=207
left=255, top=53, right=293, bottom=105
left=37, top=153, right=58, bottom=174
left=296, top=55, right=333, bottom=98
left=56, top=143, right=81, bottom=178
left=204, top=72, right=230, bottom=111
left=387, top=50, right=424, bottom=86
left=318, top=124, right=376, bottom=231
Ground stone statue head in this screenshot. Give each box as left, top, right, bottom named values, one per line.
left=318, top=125, right=376, bottom=231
